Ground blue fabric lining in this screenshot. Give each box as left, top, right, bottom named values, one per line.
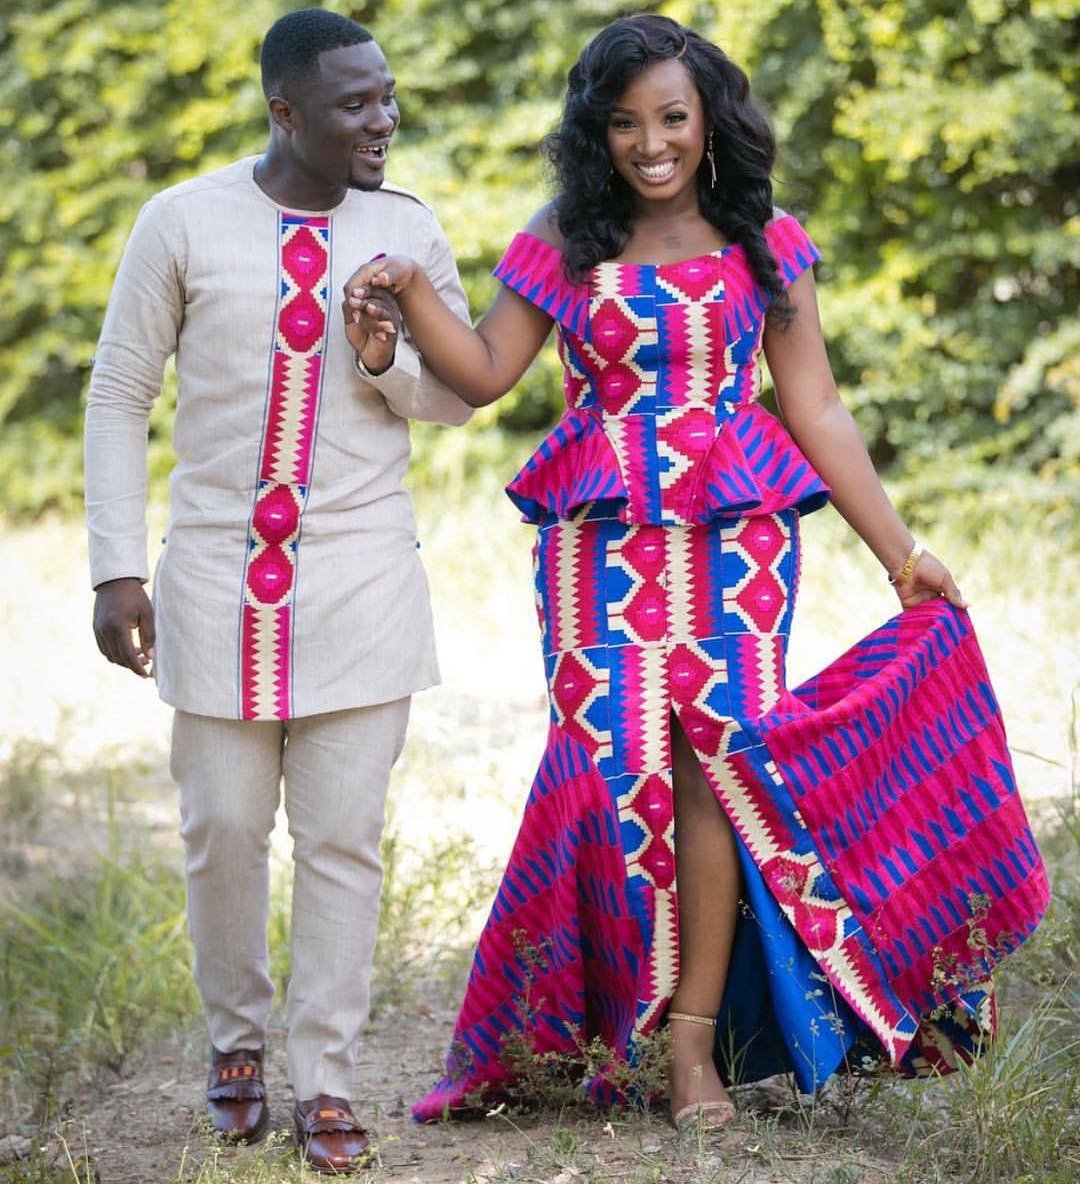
left=715, top=833, right=871, bottom=1093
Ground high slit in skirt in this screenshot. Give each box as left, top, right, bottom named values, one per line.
left=413, top=506, right=1049, bottom=1120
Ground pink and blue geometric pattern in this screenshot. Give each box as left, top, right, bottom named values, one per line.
left=414, top=224, right=1049, bottom=1120
left=415, top=505, right=1046, bottom=1120
left=237, top=214, right=330, bottom=720
left=496, top=215, right=830, bottom=528
left=416, top=509, right=805, bottom=1120
left=492, top=229, right=590, bottom=338
left=758, top=602, right=1050, bottom=1032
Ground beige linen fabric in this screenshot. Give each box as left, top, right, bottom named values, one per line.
left=84, top=157, right=472, bottom=719
left=172, top=700, right=410, bottom=1100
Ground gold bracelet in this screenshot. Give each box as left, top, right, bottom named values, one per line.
left=667, top=1011, right=717, bottom=1028
left=888, top=541, right=924, bottom=584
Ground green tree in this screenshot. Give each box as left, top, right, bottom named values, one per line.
left=709, top=0, right=1078, bottom=524
left=0, top=0, right=279, bottom=510
left=0, top=0, right=1075, bottom=524
left=0, top=0, right=640, bottom=512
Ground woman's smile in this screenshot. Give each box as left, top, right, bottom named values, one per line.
left=606, top=58, right=708, bottom=206
left=633, top=158, right=678, bottom=183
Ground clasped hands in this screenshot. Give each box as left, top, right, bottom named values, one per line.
left=342, top=255, right=417, bottom=375
left=340, top=255, right=970, bottom=618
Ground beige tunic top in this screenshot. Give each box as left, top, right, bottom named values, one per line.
left=84, top=157, right=473, bottom=720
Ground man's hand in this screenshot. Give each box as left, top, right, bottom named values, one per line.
left=93, top=577, right=156, bottom=678
left=342, top=265, right=403, bottom=376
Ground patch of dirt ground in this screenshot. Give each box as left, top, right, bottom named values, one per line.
left=38, top=1023, right=898, bottom=1184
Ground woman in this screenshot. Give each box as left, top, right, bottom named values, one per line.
left=349, top=15, right=1047, bottom=1127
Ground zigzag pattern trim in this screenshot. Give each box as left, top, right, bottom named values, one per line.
left=498, top=219, right=829, bottom=528
left=237, top=214, right=330, bottom=720
left=760, top=601, right=1051, bottom=1032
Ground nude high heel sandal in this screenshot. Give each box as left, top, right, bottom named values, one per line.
left=667, top=1012, right=736, bottom=1130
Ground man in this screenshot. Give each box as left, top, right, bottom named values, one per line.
left=84, top=9, right=471, bottom=1173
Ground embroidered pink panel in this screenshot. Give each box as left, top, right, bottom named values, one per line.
left=239, top=214, right=330, bottom=720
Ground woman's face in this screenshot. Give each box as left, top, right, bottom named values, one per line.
left=606, top=58, right=708, bottom=208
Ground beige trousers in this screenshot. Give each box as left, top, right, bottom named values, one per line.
left=170, top=699, right=410, bottom=1100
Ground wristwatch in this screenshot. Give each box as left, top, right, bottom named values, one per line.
left=353, top=348, right=392, bottom=379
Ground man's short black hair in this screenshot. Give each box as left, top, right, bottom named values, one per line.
left=260, top=8, right=373, bottom=100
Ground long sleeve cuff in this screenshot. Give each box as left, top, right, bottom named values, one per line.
left=355, top=338, right=473, bottom=426
left=87, top=525, right=150, bottom=589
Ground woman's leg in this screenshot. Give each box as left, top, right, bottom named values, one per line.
left=667, top=710, right=739, bottom=1122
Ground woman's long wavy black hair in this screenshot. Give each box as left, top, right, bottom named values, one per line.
left=546, top=14, right=792, bottom=325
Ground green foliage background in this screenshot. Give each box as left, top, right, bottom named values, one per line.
left=0, top=0, right=1076, bottom=527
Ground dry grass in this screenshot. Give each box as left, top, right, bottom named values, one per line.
left=1, top=486, right=1076, bottom=1182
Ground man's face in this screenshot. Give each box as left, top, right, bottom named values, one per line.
left=285, top=40, right=399, bottom=192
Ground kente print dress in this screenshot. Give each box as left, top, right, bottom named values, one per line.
left=414, top=215, right=1049, bottom=1120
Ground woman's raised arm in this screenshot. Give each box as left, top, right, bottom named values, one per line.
left=347, top=208, right=562, bottom=407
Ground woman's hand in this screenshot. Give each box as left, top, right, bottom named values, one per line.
left=349, top=254, right=418, bottom=302
left=343, top=256, right=420, bottom=370
left=336, top=236, right=556, bottom=406
left=341, top=259, right=409, bottom=370
left=892, top=549, right=968, bottom=611
left=345, top=254, right=426, bottom=369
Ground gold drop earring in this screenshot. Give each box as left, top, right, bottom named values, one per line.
left=706, top=136, right=717, bottom=188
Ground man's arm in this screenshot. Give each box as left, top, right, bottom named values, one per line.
left=349, top=212, right=474, bottom=426
left=84, top=197, right=182, bottom=675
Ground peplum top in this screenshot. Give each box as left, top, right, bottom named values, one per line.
left=494, top=214, right=830, bottom=526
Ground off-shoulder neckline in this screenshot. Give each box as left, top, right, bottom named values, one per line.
left=510, top=213, right=797, bottom=273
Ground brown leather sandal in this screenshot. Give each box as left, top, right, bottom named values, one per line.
left=206, top=1046, right=270, bottom=1143
left=293, top=1094, right=371, bottom=1174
